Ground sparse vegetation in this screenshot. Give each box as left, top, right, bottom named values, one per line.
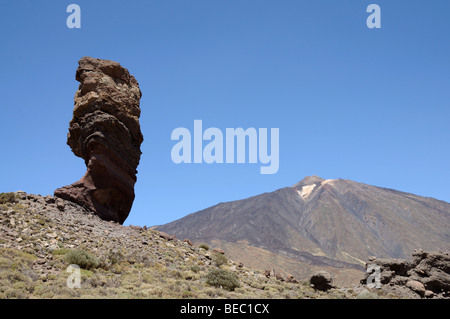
left=107, top=249, right=124, bottom=266
left=65, top=249, right=99, bottom=270
left=355, top=289, right=380, bottom=299
left=190, top=265, right=200, bottom=273
left=205, top=268, right=240, bottom=291
left=0, top=192, right=17, bottom=204
left=52, top=248, right=70, bottom=256
left=0, top=192, right=420, bottom=299
left=212, top=252, right=228, bottom=267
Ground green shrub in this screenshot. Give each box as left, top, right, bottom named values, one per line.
left=205, top=269, right=240, bottom=291
left=0, top=193, right=17, bottom=204
left=190, top=265, right=200, bottom=273
left=107, top=250, right=124, bottom=266
left=65, top=249, right=99, bottom=270
left=212, top=253, right=228, bottom=267
left=199, top=243, right=210, bottom=251
left=52, top=248, right=70, bottom=256
left=170, top=269, right=183, bottom=279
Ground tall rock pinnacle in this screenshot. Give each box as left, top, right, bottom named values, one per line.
left=54, top=57, right=143, bottom=224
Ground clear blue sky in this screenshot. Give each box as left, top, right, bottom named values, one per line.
left=1, top=1, right=449, bottom=227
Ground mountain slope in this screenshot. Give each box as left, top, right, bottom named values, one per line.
left=156, top=176, right=450, bottom=282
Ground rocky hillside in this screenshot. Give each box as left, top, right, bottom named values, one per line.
left=156, top=176, right=450, bottom=285
left=0, top=191, right=362, bottom=299
left=1, top=191, right=448, bottom=299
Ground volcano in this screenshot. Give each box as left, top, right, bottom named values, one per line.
left=156, top=176, right=450, bottom=284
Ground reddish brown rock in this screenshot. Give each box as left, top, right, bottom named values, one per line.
left=159, top=231, right=173, bottom=241
left=54, top=57, right=143, bottom=224
left=183, top=239, right=193, bottom=246
left=286, top=274, right=299, bottom=284
left=406, top=280, right=426, bottom=297
left=212, top=248, right=225, bottom=255
left=264, top=269, right=276, bottom=278
left=275, top=273, right=285, bottom=282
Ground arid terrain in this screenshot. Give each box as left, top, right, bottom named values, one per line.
left=1, top=191, right=448, bottom=299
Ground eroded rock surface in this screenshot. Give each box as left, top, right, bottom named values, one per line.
left=55, top=57, right=143, bottom=224
left=362, top=250, right=450, bottom=298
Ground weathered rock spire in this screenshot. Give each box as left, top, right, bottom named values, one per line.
left=55, top=57, right=143, bottom=224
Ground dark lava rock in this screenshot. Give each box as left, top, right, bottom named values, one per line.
left=310, top=271, right=335, bottom=291
left=361, top=250, right=450, bottom=298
